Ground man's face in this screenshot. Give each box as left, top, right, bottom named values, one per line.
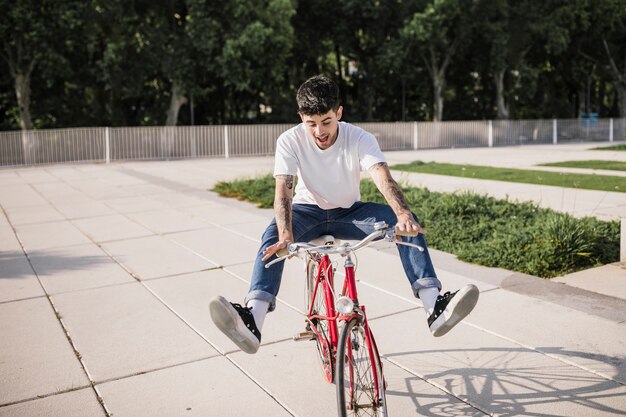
left=300, top=106, right=343, bottom=150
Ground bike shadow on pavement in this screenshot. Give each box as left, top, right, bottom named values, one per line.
left=381, top=346, right=626, bottom=417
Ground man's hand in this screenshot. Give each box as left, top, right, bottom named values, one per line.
left=395, top=213, right=427, bottom=239
left=262, top=239, right=291, bottom=261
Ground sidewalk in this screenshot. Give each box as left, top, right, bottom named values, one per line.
left=1, top=143, right=625, bottom=416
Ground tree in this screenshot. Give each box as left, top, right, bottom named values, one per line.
left=401, top=0, right=475, bottom=121
left=0, top=0, right=84, bottom=130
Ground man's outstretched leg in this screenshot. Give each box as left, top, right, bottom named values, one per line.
left=333, top=202, right=479, bottom=337
left=210, top=204, right=325, bottom=354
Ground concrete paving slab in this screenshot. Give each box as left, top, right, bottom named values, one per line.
left=469, top=288, right=626, bottom=384
left=97, top=356, right=293, bottom=417
left=15, top=220, right=91, bottom=251
left=181, top=203, right=271, bottom=226
left=0, top=251, right=44, bottom=302
left=31, top=182, right=86, bottom=204
left=15, top=169, right=58, bottom=183
left=0, top=298, right=89, bottom=405
left=373, top=310, right=626, bottom=416
left=554, top=262, right=626, bottom=300
left=0, top=225, right=21, bottom=252
left=51, top=282, right=218, bottom=382
left=0, top=388, right=105, bottom=417
left=125, top=208, right=213, bottom=234
left=221, top=219, right=271, bottom=241
left=118, top=183, right=172, bottom=196
left=230, top=340, right=338, bottom=416
left=381, top=358, right=486, bottom=416
left=0, top=184, right=49, bottom=208
left=46, top=166, right=101, bottom=180
left=92, top=170, right=145, bottom=187
left=168, top=227, right=260, bottom=267
left=100, top=195, right=169, bottom=214
left=64, top=179, right=131, bottom=200
left=53, top=200, right=117, bottom=220
left=101, top=235, right=216, bottom=280
left=71, top=214, right=153, bottom=242
left=501, top=273, right=626, bottom=323
left=3, top=204, right=64, bottom=226
left=232, top=336, right=484, bottom=417
left=145, top=269, right=304, bottom=354
left=147, top=191, right=217, bottom=209
left=28, top=244, right=135, bottom=294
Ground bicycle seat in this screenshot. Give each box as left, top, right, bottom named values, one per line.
left=309, top=235, right=340, bottom=246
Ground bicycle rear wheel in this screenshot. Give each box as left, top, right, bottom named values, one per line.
left=336, top=318, right=387, bottom=417
left=306, top=260, right=334, bottom=382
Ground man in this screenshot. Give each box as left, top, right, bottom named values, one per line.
left=210, top=75, right=478, bottom=354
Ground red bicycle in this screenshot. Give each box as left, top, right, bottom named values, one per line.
left=266, top=221, right=422, bottom=417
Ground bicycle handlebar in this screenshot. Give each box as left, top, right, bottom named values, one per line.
left=264, top=222, right=424, bottom=269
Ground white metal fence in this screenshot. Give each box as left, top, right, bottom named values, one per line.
left=1, top=118, right=624, bottom=167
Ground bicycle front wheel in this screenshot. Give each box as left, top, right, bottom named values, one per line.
left=336, top=318, right=388, bottom=417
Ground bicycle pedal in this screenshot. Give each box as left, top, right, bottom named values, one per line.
left=293, top=331, right=315, bottom=341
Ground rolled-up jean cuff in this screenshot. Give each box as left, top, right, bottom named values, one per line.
left=411, top=277, right=442, bottom=298
left=245, top=290, right=277, bottom=312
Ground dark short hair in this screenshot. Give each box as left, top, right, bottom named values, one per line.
left=296, top=75, right=340, bottom=115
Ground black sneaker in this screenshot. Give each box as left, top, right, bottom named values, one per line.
left=428, top=284, right=479, bottom=337
left=209, top=296, right=261, bottom=354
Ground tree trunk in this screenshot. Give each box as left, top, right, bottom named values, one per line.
left=432, top=73, right=444, bottom=122
left=495, top=69, right=509, bottom=119
left=165, top=81, right=188, bottom=126
left=424, top=41, right=458, bottom=122
left=603, top=39, right=626, bottom=118
left=15, top=71, right=33, bottom=130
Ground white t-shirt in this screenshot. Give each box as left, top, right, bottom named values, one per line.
left=274, top=121, right=386, bottom=209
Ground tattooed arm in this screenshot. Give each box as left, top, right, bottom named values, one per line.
left=262, top=175, right=295, bottom=261
left=368, top=162, right=426, bottom=235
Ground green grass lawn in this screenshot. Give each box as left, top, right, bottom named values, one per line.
left=592, top=144, right=626, bottom=151
left=540, top=160, right=626, bottom=172
left=390, top=161, right=626, bottom=193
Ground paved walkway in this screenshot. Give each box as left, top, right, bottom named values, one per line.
left=1, top=143, right=625, bottom=416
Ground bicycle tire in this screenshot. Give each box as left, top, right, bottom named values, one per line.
left=336, top=318, right=388, bottom=417
left=306, top=259, right=334, bottom=383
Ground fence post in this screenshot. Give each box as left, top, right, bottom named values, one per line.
left=622, top=218, right=626, bottom=262
left=488, top=120, right=493, bottom=147
left=105, top=127, right=111, bottom=163
left=224, top=125, right=230, bottom=159
left=413, top=121, right=418, bottom=150
left=552, top=119, right=557, bottom=144
left=609, top=118, right=614, bottom=143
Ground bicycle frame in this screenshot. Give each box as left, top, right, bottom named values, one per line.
left=268, top=223, right=421, bottom=415
left=306, top=253, right=339, bottom=355
left=306, top=251, right=384, bottom=404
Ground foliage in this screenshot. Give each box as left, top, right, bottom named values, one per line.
left=1, top=0, right=626, bottom=129
left=212, top=175, right=277, bottom=208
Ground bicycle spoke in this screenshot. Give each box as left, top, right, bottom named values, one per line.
left=337, top=319, right=387, bottom=417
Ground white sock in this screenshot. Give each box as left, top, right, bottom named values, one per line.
left=246, top=299, right=270, bottom=331
left=418, top=287, right=440, bottom=316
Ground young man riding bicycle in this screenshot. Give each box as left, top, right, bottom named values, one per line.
left=210, top=75, right=479, bottom=354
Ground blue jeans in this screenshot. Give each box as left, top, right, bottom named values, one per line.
left=246, top=202, right=441, bottom=311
